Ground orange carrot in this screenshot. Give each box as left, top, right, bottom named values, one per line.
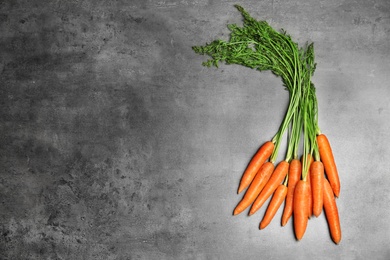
left=281, top=159, right=301, bottom=226
left=238, top=141, right=274, bottom=194
left=293, top=180, right=310, bottom=240
left=302, top=154, right=313, bottom=218
left=249, top=160, right=289, bottom=215
left=323, top=178, right=342, bottom=244
left=307, top=166, right=313, bottom=218
left=317, top=134, right=340, bottom=197
left=233, top=162, right=274, bottom=215
left=260, top=184, right=287, bottom=229
left=311, top=161, right=324, bottom=217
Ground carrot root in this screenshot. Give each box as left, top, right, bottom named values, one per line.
left=293, top=180, right=310, bottom=241
left=311, top=161, right=324, bottom=217
left=249, top=160, right=289, bottom=215
left=238, top=141, right=275, bottom=194
left=323, top=178, right=342, bottom=244
left=281, top=159, right=301, bottom=226
left=233, top=162, right=275, bottom=215
left=317, top=134, right=340, bottom=197
left=260, top=184, right=287, bottom=229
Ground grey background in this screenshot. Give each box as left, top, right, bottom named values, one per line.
left=1, top=0, right=389, bottom=259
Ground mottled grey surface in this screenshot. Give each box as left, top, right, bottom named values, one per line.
left=1, top=0, right=390, bottom=259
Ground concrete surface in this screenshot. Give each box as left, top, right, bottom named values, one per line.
left=1, top=0, right=389, bottom=259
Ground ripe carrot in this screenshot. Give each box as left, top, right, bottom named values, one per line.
left=293, top=180, right=310, bottom=240
left=302, top=154, right=313, bottom=218
left=249, top=160, right=289, bottom=215
left=306, top=166, right=313, bottom=218
left=260, top=184, right=287, bottom=229
left=317, top=134, right=340, bottom=197
left=311, top=161, right=324, bottom=217
left=323, top=178, right=342, bottom=244
left=238, top=141, right=274, bottom=194
left=233, top=162, right=275, bottom=215
left=281, top=159, right=301, bottom=226
left=307, top=167, right=313, bottom=218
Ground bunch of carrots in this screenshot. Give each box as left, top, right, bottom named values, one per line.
left=193, top=5, right=341, bottom=244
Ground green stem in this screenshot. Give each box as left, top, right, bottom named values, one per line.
left=301, top=45, right=317, bottom=179
left=193, top=5, right=320, bottom=172
left=286, top=104, right=302, bottom=161
left=270, top=77, right=301, bottom=163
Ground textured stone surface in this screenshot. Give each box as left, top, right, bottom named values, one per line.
left=1, top=0, right=390, bottom=259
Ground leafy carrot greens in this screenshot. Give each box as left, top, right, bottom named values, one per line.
left=193, top=5, right=309, bottom=164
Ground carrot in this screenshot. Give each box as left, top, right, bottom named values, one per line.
left=307, top=166, right=313, bottom=218
left=311, top=161, right=324, bottom=217
left=281, top=159, right=301, bottom=226
left=323, top=178, right=342, bottom=244
left=233, top=162, right=274, bottom=215
left=302, top=154, right=313, bottom=218
left=238, top=141, right=275, bottom=194
left=293, top=180, right=310, bottom=240
left=249, top=160, right=289, bottom=215
left=317, top=134, right=340, bottom=197
left=260, top=184, right=287, bottom=229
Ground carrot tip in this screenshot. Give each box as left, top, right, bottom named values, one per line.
left=238, top=185, right=248, bottom=194
left=259, top=224, right=266, bottom=230
left=233, top=207, right=242, bottom=216
left=313, top=213, right=321, bottom=218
